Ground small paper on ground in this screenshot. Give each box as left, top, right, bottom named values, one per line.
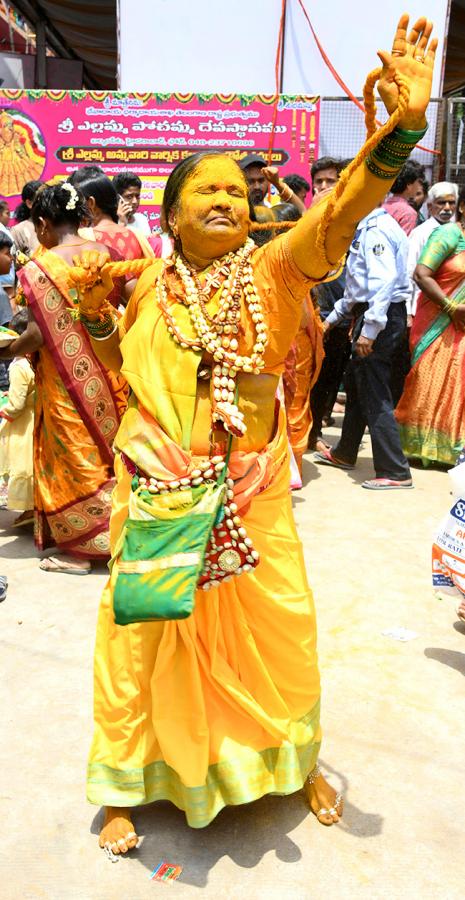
left=382, top=626, right=418, bottom=642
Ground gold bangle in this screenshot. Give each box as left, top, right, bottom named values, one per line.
left=279, top=185, right=293, bottom=202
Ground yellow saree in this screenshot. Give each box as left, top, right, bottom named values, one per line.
left=87, top=236, right=322, bottom=826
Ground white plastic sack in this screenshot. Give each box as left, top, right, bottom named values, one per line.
left=432, top=464, right=465, bottom=598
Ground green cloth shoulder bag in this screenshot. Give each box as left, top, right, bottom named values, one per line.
left=112, top=441, right=231, bottom=626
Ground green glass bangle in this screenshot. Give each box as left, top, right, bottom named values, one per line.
left=365, top=157, right=399, bottom=179
left=371, top=149, right=411, bottom=168
left=81, top=313, right=116, bottom=338
left=392, top=124, right=428, bottom=143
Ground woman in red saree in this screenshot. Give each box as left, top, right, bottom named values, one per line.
left=396, top=186, right=465, bottom=466
left=0, top=182, right=126, bottom=573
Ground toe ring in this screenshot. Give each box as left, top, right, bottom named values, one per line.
left=125, top=831, right=137, bottom=841
left=317, top=807, right=331, bottom=818
left=117, top=838, right=126, bottom=847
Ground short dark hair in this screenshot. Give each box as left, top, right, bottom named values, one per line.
left=31, top=183, right=88, bottom=229
left=14, top=180, right=44, bottom=222
left=162, top=151, right=246, bottom=241
left=282, top=174, right=310, bottom=195
left=311, top=156, right=344, bottom=180
left=390, top=160, right=426, bottom=195
left=273, top=202, right=302, bottom=222
left=69, top=165, right=104, bottom=180
left=0, top=232, right=12, bottom=251
left=9, top=308, right=28, bottom=335
left=68, top=169, right=118, bottom=223
left=0, top=200, right=9, bottom=214
left=113, top=172, right=142, bottom=194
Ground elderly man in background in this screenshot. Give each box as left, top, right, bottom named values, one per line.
left=407, top=181, right=458, bottom=318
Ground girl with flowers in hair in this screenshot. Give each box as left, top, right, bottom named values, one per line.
left=0, top=182, right=127, bottom=573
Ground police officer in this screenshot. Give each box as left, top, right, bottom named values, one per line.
left=314, top=205, right=413, bottom=490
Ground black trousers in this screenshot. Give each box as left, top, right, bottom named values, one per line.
left=333, top=303, right=411, bottom=480
left=309, top=325, right=351, bottom=445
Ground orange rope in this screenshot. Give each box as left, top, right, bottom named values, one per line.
left=296, top=0, right=439, bottom=157
left=250, top=220, right=296, bottom=231
left=314, top=67, right=410, bottom=269
left=68, top=255, right=154, bottom=289
left=267, top=0, right=287, bottom=165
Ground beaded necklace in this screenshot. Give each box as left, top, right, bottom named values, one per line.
left=150, top=237, right=266, bottom=589
left=156, top=237, right=268, bottom=437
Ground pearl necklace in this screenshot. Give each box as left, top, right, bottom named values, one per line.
left=156, top=237, right=268, bottom=437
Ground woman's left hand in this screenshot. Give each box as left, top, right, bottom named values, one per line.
left=68, top=251, right=113, bottom=320
left=377, top=14, right=437, bottom=130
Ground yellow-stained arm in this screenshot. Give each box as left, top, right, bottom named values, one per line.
left=89, top=330, right=123, bottom=374
left=288, top=14, right=436, bottom=279
left=86, top=262, right=162, bottom=374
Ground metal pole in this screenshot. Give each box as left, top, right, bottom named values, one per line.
left=279, top=0, right=287, bottom=94
left=446, top=99, right=453, bottom=182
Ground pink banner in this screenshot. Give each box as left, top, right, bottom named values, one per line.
left=0, top=90, right=320, bottom=228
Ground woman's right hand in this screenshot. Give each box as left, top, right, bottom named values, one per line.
left=450, top=304, right=465, bottom=331
left=68, top=251, right=113, bottom=320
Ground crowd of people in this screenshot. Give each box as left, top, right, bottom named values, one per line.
left=0, top=14, right=453, bottom=856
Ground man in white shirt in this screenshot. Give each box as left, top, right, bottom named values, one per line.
left=407, top=182, right=458, bottom=317
left=314, top=207, right=412, bottom=490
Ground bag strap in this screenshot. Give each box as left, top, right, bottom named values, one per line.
left=216, top=385, right=238, bottom=486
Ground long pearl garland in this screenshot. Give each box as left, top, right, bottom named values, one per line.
left=156, top=237, right=268, bottom=437
left=150, top=237, right=266, bottom=587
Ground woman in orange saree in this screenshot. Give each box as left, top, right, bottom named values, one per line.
left=396, top=188, right=465, bottom=466
left=0, top=183, right=126, bottom=573
left=68, top=17, right=435, bottom=853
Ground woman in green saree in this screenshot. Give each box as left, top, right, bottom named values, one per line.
left=396, top=185, right=465, bottom=466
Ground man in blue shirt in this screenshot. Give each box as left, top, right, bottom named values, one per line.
left=314, top=206, right=412, bottom=489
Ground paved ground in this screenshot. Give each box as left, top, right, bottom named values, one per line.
left=2, top=420, right=464, bottom=899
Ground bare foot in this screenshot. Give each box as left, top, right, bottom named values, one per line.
left=99, top=806, right=138, bottom=854
left=303, top=771, right=343, bottom=826
left=315, top=438, right=331, bottom=453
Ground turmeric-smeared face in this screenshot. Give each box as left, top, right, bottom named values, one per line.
left=171, top=157, right=250, bottom=262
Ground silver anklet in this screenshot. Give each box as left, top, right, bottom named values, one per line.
left=306, top=763, right=321, bottom=785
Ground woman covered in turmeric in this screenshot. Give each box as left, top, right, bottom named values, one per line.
left=71, top=16, right=436, bottom=852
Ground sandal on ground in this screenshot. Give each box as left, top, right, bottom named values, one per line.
left=361, top=478, right=413, bottom=490
left=13, top=511, right=34, bottom=527
left=313, top=447, right=354, bottom=470
left=39, top=555, right=91, bottom=575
